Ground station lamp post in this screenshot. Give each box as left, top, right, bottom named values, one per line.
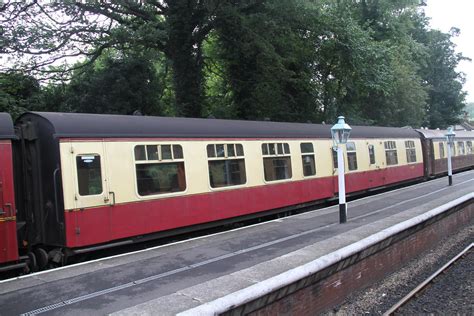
left=331, top=116, right=352, bottom=223
left=445, top=126, right=456, bottom=186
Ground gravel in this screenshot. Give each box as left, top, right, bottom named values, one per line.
left=324, top=223, right=474, bottom=315
left=399, top=245, right=473, bottom=314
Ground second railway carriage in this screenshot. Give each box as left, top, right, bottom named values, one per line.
left=13, top=112, right=425, bottom=262
left=416, top=129, right=474, bottom=177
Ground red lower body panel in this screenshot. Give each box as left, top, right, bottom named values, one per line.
left=0, top=141, right=19, bottom=264
left=64, top=163, right=424, bottom=248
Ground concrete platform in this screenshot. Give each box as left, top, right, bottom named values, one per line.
left=1, top=171, right=473, bottom=316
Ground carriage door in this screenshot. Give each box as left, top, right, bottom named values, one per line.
left=72, top=142, right=110, bottom=210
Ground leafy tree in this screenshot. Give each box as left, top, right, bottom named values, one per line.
left=1, top=1, right=225, bottom=117
left=0, top=0, right=468, bottom=128
left=57, top=53, right=164, bottom=115
left=0, top=72, right=43, bottom=119
left=212, top=0, right=317, bottom=122
left=417, top=28, right=468, bottom=128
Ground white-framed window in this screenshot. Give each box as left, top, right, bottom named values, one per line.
left=439, top=142, right=445, bottom=159
left=76, top=154, right=103, bottom=196
left=346, top=142, right=358, bottom=171
left=331, top=146, right=338, bottom=169
left=368, top=145, right=376, bottom=165
left=384, top=141, right=398, bottom=165
left=405, top=140, right=417, bottom=163
left=134, top=144, right=186, bottom=196
left=300, top=143, right=316, bottom=177
left=457, top=141, right=465, bottom=155
left=207, top=144, right=246, bottom=188
left=262, top=143, right=292, bottom=181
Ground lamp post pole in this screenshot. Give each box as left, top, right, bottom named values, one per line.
left=331, top=116, right=351, bottom=224
left=445, top=126, right=455, bottom=186
left=337, top=145, right=347, bottom=223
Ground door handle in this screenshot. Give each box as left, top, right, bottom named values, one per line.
left=3, top=203, right=12, bottom=216
left=109, top=191, right=116, bottom=206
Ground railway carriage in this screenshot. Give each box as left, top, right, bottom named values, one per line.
left=417, top=129, right=474, bottom=177
left=1, top=111, right=472, bottom=273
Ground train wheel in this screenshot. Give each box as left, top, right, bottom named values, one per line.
left=27, top=252, right=38, bottom=273
left=34, top=248, right=49, bottom=270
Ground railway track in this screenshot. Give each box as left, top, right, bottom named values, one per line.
left=383, top=242, right=473, bottom=315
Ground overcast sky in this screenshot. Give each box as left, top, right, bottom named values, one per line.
left=424, top=0, right=474, bottom=103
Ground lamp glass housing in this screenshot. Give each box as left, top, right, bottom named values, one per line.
left=445, top=126, right=456, bottom=144
left=331, top=116, right=352, bottom=145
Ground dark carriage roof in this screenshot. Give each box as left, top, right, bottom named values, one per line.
left=416, top=128, right=474, bottom=140
left=18, top=112, right=421, bottom=139
left=0, top=113, right=16, bottom=139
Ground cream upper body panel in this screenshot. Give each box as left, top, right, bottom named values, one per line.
left=59, top=137, right=423, bottom=210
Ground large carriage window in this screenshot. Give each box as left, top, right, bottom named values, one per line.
left=368, top=145, right=376, bottom=165
left=76, top=155, right=103, bottom=196
left=439, top=142, right=445, bottom=158
left=467, top=141, right=473, bottom=154
left=300, top=143, right=316, bottom=176
left=262, top=143, right=292, bottom=181
left=405, top=140, right=417, bottom=163
left=346, top=142, right=358, bottom=171
left=207, top=144, right=246, bottom=188
left=384, top=141, right=398, bottom=166
left=134, top=144, right=186, bottom=196
left=457, top=141, right=465, bottom=155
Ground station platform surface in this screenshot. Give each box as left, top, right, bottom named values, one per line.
left=1, top=170, right=473, bottom=315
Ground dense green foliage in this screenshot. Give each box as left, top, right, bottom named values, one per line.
left=465, top=102, right=474, bottom=120
left=0, top=0, right=469, bottom=128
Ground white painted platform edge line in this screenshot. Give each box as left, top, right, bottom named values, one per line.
left=177, top=192, right=474, bottom=316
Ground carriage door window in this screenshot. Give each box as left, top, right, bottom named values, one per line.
left=457, top=141, right=465, bottom=155
left=405, top=140, right=417, bottom=163
left=467, top=141, right=473, bottom=154
left=262, top=143, right=292, bottom=181
left=300, top=143, right=316, bottom=177
left=384, top=141, right=398, bottom=165
left=332, top=146, right=338, bottom=169
left=76, top=155, right=103, bottom=196
left=368, top=145, right=376, bottom=165
left=439, top=142, right=445, bottom=158
left=346, top=142, right=357, bottom=171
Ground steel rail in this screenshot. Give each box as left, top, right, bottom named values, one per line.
left=383, top=242, right=473, bottom=316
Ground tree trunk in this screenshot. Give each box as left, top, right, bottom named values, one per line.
left=166, top=1, right=205, bottom=118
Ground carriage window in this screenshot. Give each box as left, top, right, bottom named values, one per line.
left=405, top=140, right=417, bottom=163
left=262, top=143, right=292, bottom=181
left=300, top=143, right=316, bottom=177
left=207, top=144, right=246, bottom=188
left=346, top=142, right=358, bottom=171
left=332, top=146, right=338, bottom=169
left=457, top=141, right=465, bottom=155
left=368, top=145, right=376, bottom=165
left=134, top=144, right=186, bottom=196
left=76, top=155, right=103, bottom=196
left=439, top=142, right=445, bottom=159
left=384, top=141, right=398, bottom=165
left=467, top=141, right=473, bottom=154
